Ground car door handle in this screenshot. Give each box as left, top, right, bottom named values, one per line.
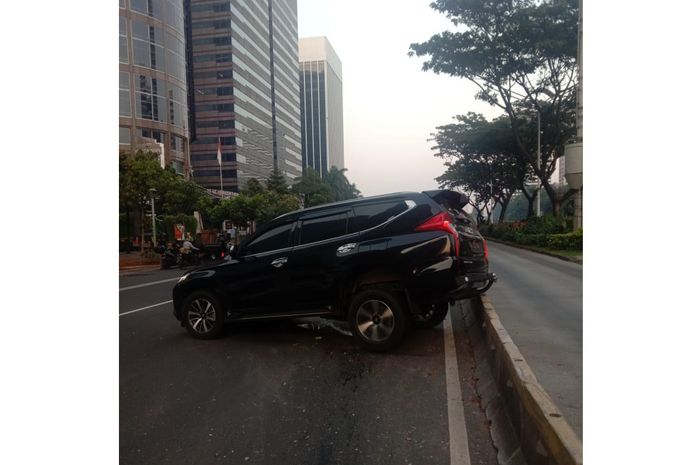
left=271, top=257, right=288, bottom=268
left=337, top=243, right=357, bottom=254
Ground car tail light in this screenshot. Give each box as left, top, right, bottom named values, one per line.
left=483, top=239, right=489, bottom=262
left=415, top=211, right=460, bottom=256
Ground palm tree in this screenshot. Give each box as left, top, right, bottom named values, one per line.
left=325, top=166, right=361, bottom=201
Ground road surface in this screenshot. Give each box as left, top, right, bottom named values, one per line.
left=485, top=241, right=583, bottom=438
left=119, top=267, right=500, bottom=465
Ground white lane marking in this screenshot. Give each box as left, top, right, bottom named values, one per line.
left=444, top=306, right=472, bottom=465
left=119, top=277, right=180, bottom=291
left=119, top=300, right=173, bottom=316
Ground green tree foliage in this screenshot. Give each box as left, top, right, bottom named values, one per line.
left=160, top=175, right=209, bottom=216
left=266, top=167, right=289, bottom=195
left=210, top=194, right=262, bottom=227
left=212, top=170, right=301, bottom=228
left=120, top=150, right=212, bottom=243
left=240, top=178, right=266, bottom=196
left=119, top=151, right=167, bottom=247
left=409, top=0, right=578, bottom=216
left=292, top=170, right=333, bottom=208
left=432, top=113, right=537, bottom=220
left=258, top=191, right=301, bottom=224
left=325, top=167, right=361, bottom=202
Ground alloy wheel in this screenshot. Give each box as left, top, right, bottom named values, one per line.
left=187, top=298, right=217, bottom=334
left=355, top=299, right=395, bottom=342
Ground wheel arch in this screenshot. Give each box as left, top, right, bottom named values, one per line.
left=338, top=267, right=416, bottom=316
left=174, top=278, right=228, bottom=320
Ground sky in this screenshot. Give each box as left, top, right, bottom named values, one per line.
left=297, top=0, right=502, bottom=197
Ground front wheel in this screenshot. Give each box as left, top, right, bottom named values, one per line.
left=348, top=289, right=408, bottom=352
left=182, top=291, right=225, bottom=339
left=411, top=302, right=449, bottom=329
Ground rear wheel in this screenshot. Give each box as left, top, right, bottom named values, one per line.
left=348, top=289, right=408, bottom=352
left=411, top=302, right=449, bottom=329
left=182, top=291, right=224, bottom=339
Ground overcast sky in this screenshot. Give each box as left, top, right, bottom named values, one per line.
left=297, top=0, right=502, bottom=196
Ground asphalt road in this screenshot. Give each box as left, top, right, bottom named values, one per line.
left=119, top=267, right=499, bottom=465
left=485, top=241, right=583, bottom=439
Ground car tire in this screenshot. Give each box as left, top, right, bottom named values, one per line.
left=182, top=291, right=225, bottom=339
left=348, top=289, right=408, bottom=352
left=411, top=302, right=449, bottom=329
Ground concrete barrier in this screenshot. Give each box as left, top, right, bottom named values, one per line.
left=469, top=295, right=583, bottom=465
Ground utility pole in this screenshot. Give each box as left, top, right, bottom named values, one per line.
left=536, top=110, right=541, bottom=217
left=565, top=0, right=583, bottom=229
left=149, top=188, right=157, bottom=244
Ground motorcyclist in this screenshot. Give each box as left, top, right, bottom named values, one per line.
left=179, top=238, right=200, bottom=267
left=181, top=238, right=199, bottom=254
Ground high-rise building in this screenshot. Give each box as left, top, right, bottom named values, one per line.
left=187, top=0, right=303, bottom=192
left=119, top=0, right=191, bottom=176
left=298, top=36, right=344, bottom=176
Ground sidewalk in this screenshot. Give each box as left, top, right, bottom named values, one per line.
left=119, top=252, right=160, bottom=274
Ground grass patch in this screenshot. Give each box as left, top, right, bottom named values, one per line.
left=485, top=237, right=583, bottom=263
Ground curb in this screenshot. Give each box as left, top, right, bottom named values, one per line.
left=119, top=264, right=161, bottom=275
left=484, top=237, right=582, bottom=265
left=474, top=295, right=583, bottom=465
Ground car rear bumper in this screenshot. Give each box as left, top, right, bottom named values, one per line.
left=448, top=271, right=498, bottom=300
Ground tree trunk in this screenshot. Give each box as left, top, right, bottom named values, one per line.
left=542, top=182, right=561, bottom=217
left=519, top=182, right=536, bottom=218
left=125, top=207, right=131, bottom=253
left=498, top=192, right=513, bottom=223
left=140, top=207, right=145, bottom=259
left=526, top=197, right=535, bottom=218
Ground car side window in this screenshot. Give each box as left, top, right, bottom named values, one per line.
left=352, top=201, right=409, bottom=231
left=243, top=222, right=293, bottom=255
left=299, top=213, right=348, bottom=245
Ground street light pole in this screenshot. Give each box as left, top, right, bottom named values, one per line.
left=149, top=188, right=157, bottom=244
left=536, top=110, right=541, bottom=217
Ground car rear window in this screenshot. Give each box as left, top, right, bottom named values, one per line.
left=299, top=212, right=349, bottom=245
left=353, top=201, right=410, bottom=231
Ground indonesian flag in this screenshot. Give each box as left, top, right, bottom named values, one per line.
left=217, top=137, right=222, bottom=166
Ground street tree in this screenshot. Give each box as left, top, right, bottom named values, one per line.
left=433, top=113, right=535, bottom=221
left=159, top=174, right=209, bottom=216
left=266, top=167, right=289, bottom=195
left=119, top=150, right=167, bottom=251
left=240, top=178, right=266, bottom=196
left=292, top=170, right=333, bottom=208
left=409, top=0, right=578, bottom=216
left=258, top=190, right=301, bottom=224
left=325, top=166, right=361, bottom=202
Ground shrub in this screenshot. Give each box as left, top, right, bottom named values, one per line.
left=547, top=229, right=583, bottom=250
left=521, top=215, right=567, bottom=235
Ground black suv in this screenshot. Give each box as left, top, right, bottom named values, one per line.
left=173, top=190, right=496, bottom=351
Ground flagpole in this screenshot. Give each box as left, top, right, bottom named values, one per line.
left=217, top=137, right=223, bottom=196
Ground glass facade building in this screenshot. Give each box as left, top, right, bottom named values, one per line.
left=119, top=0, right=191, bottom=176
left=299, top=36, right=344, bottom=177
left=187, top=0, right=302, bottom=192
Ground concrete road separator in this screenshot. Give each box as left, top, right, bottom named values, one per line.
left=443, top=307, right=472, bottom=465
left=470, top=295, right=583, bottom=465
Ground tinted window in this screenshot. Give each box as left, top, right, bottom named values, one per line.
left=353, top=201, right=410, bottom=231
left=300, top=213, right=348, bottom=245
left=244, top=223, right=293, bottom=255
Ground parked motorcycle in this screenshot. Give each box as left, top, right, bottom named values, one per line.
left=160, top=245, right=180, bottom=270
left=178, top=249, right=201, bottom=268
